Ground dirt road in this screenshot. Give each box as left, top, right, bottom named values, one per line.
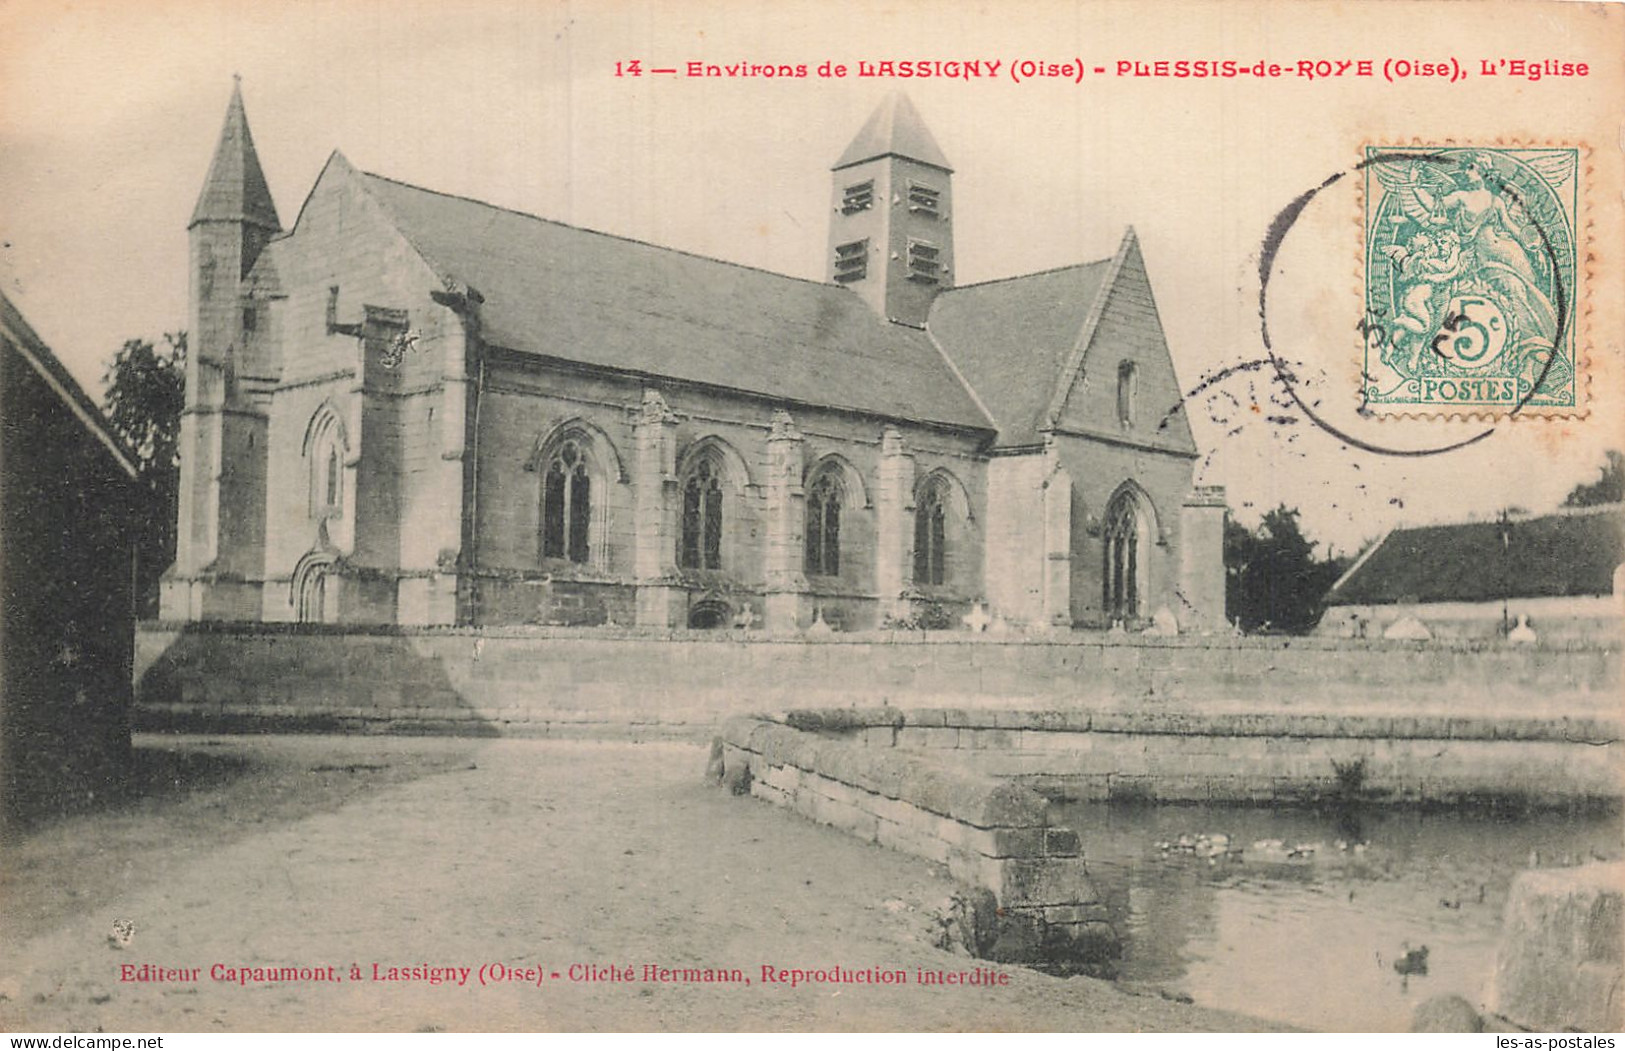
left=2, top=734, right=1280, bottom=1032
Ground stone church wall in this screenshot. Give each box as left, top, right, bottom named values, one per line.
left=983, top=454, right=1047, bottom=624
left=468, top=354, right=988, bottom=629
left=1054, top=437, right=1197, bottom=628
left=256, top=165, right=465, bottom=624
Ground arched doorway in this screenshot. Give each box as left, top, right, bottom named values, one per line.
left=291, top=549, right=337, bottom=624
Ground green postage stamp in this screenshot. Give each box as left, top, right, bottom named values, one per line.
left=1362, top=144, right=1583, bottom=417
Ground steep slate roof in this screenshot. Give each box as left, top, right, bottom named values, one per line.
left=0, top=291, right=139, bottom=478
left=191, top=84, right=281, bottom=232
left=355, top=170, right=992, bottom=432
left=833, top=92, right=952, bottom=173
left=1327, top=504, right=1624, bottom=606
left=927, top=261, right=1114, bottom=446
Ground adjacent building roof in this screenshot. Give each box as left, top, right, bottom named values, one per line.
left=832, top=92, right=953, bottom=173
left=1327, top=504, right=1625, bottom=606
left=191, top=83, right=281, bottom=231
left=927, top=260, right=1114, bottom=446
left=355, top=169, right=994, bottom=432
left=0, top=291, right=139, bottom=478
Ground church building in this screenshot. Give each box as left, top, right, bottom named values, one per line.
left=161, top=87, right=1226, bottom=633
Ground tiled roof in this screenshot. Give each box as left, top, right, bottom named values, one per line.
left=356, top=171, right=993, bottom=432
left=833, top=92, right=952, bottom=173
left=190, top=85, right=281, bottom=232
left=927, top=261, right=1114, bottom=446
left=1327, top=505, right=1625, bottom=605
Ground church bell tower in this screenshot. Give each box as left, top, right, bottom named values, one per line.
left=827, top=93, right=954, bottom=327
left=163, top=80, right=281, bottom=620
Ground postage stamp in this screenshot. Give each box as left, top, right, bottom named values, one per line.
left=1361, top=144, right=1583, bottom=417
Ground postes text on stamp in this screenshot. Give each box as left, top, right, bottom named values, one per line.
left=1362, top=144, right=1581, bottom=417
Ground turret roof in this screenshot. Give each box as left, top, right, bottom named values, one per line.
left=832, top=92, right=952, bottom=173
left=190, top=82, right=281, bottom=231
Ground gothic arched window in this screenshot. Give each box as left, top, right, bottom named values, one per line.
left=307, top=410, right=345, bottom=520
left=681, top=458, right=724, bottom=571
left=914, top=484, right=948, bottom=586
left=805, top=472, right=842, bottom=577
left=541, top=439, right=591, bottom=563
left=1117, top=360, right=1138, bottom=427
left=1103, top=488, right=1151, bottom=621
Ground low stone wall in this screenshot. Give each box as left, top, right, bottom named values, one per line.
left=1492, top=861, right=1624, bottom=1031
left=784, top=706, right=1623, bottom=808
left=714, top=715, right=1119, bottom=971
left=135, top=622, right=1621, bottom=740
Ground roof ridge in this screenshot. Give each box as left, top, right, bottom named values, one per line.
left=356, top=170, right=845, bottom=292
left=1390, top=502, right=1625, bottom=532
left=945, top=258, right=1114, bottom=291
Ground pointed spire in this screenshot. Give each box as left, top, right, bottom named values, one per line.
left=832, top=92, right=952, bottom=173
left=190, top=82, right=281, bottom=231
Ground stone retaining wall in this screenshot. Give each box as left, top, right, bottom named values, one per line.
left=135, top=622, right=1620, bottom=740
left=784, top=707, right=1623, bottom=807
left=714, top=716, right=1119, bottom=970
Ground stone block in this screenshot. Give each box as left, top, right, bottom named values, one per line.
left=863, top=725, right=897, bottom=748
left=1044, top=828, right=1081, bottom=857
left=876, top=817, right=950, bottom=864
left=1492, top=861, right=1624, bottom=1033
left=897, top=726, right=959, bottom=749
left=977, top=856, right=1099, bottom=907
left=1411, top=995, right=1485, bottom=1033
left=750, top=780, right=790, bottom=807
left=865, top=793, right=917, bottom=825
left=1036, top=916, right=1120, bottom=963
left=938, top=821, right=1044, bottom=859
left=966, top=728, right=1016, bottom=750
left=757, top=762, right=800, bottom=794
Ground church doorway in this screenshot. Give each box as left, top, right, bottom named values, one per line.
left=291, top=551, right=336, bottom=624
left=296, top=567, right=327, bottom=623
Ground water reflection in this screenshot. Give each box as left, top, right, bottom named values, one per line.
left=1051, top=801, right=1623, bottom=1032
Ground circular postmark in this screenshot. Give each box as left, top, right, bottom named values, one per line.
left=1253, top=148, right=1574, bottom=458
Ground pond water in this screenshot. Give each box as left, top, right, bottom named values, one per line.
left=1050, top=801, right=1623, bottom=1032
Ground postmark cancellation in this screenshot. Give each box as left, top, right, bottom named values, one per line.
left=1361, top=143, right=1586, bottom=418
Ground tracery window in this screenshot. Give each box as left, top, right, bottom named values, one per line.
left=1103, top=489, right=1149, bottom=621
left=805, top=473, right=842, bottom=577
left=913, top=484, right=947, bottom=586
left=680, top=458, right=724, bottom=571
left=541, top=439, right=591, bottom=563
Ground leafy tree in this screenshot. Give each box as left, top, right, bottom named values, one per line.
left=1225, top=505, right=1347, bottom=634
left=102, top=333, right=186, bottom=615
left=1563, top=450, right=1624, bottom=508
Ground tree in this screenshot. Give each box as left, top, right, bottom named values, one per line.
left=1225, top=505, right=1347, bottom=634
left=1563, top=450, right=1624, bottom=508
left=102, top=332, right=186, bottom=615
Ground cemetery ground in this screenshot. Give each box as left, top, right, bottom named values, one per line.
left=0, top=733, right=1284, bottom=1032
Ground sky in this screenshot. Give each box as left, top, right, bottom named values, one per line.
left=1, top=0, right=1620, bottom=552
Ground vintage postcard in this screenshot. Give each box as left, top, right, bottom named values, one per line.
left=1, top=0, right=1621, bottom=1036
